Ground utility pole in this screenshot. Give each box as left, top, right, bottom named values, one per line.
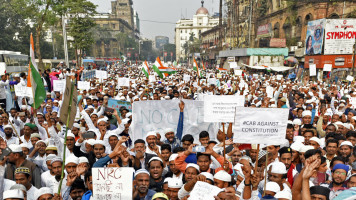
left=352, top=37, right=356, bottom=75
left=62, top=15, right=69, bottom=68
left=248, top=0, right=253, bottom=47
left=237, top=0, right=239, bottom=47
left=219, top=0, right=223, bottom=48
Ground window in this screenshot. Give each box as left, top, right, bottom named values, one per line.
left=112, top=24, right=116, bottom=29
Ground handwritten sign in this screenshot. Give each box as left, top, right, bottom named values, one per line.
left=108, top=99, right=132, bottom=113
left=310, top=64, right=316, bottom=76
left=149, top=75, right=156, bottom=83
left=59, top=77, right=78, bottom=128
left=233, top=107, right=289, bottom=145
left=132, top=100, right=219, bottom=144
left=208, top=78, right=217, bottom=86
left=92, top=167, right=134, bottom=200
left=188, top=181, right=223, bottom=200
left=204, top=95, right=245, bottom=122
left=77, top=81, right=90, bottom=90
left=53, top=80, right=66, bottom=92
left=14, top=84, right=33, bottom=97
left=229, top=62, right=238, bottom=69
left=234, top=70, right=243, bottom=76
left=118, top=78, right=130, bottom=87
left=349, top=97, right=356, bottom=109
left=96, top=70, right=108, bottom=79
left=276, top=75, right=283, bottom=80
left=347, top=75, right=354, bottom=82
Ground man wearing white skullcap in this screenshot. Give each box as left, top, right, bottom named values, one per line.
left=4, top=189, right=24, bottom=200
left=302, top=110, right=312, bottom=125
left=34, top=187, right=53, bottom=200
left=146, top=131, right=161, bottom=155
left=65, top=155, right=79, bottom=174
left=213, top=170, right=231, bottom=189
left=167, top=178, right=183, bottom=200
left=3, top=124, right=19, bottom=145
left=133, top=169, right=156, bottom=200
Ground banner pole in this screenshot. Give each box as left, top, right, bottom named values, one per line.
left=57, top=80, right=75, bottom=194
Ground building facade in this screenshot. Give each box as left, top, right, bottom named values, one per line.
left=175, top=1, right=219, bottom=61
left=155, top=36, right=169, bottom=49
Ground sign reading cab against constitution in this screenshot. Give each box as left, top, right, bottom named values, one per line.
left=233, top=107, right=289, bottom=145
left=92, top=167, right=134, bottom=200
left=204, top=95, right=245, bottom=122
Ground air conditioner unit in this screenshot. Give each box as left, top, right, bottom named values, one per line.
left=297, top=42, right=303, bottom=47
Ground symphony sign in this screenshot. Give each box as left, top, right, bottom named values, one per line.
left=324, top=19, right=356, bottom=55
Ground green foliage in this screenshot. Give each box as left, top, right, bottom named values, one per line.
left=257, top=0, right=269, bottom=17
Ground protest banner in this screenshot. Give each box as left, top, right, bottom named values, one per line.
left=204, top=95, right=244, bottom=122
left=14, top=84, right=32, bottom=97
left=132, top=100, right=219, bottom=143
left=233, top=107, right=289, bottom=145
left=108, top=99, right=132, bottom=113
left=53, top=80, right=66, bottom=92
left=349, top=97, right=356, bottom=108
left=95, top=70, right=108, bottom=79
left=276, top=75, right=283, bottom=80
left=229, top=62, right=238, bottom=69
left=309, top=64, right=316, bottom=76
left=266, top=86, right=274, bottom=98
left=208, top=78, right=217, bottom=85
left=118, top=78, right=130, bottom=87
left=92, top=167, right=134, bottom=200
left=183, top=74, right=190, bottom=82
left=188, top=181, right=223, bottom=200
left=0, top=62, right=6, bottom=75
left=234, top=70, right=243, bottom=76
left=77, top=81, right=90, bottom=90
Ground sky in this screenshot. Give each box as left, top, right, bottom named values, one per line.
left=89, top=0, right=219, bottom=42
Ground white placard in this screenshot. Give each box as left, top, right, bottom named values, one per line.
left=204, top=95, right=245, bottom=122
left=266, top=86, right=274, bottom=98
left=95, top=70, right=108, bottom=79
left=323, top=64, right=332, bottom=72
left=132, top=100, right=219, bottom=144
left=234, top=70, right=243, bottom=76
left=92, top=167, right=134, bottom=200
left=309, top=64, right=316, bottom=76
left=229, top=62, right=238, bottom=69
left=233, top=107, right=289, bottom=145
left=118, top=78, right=130, bottom=87
left=324, top=19, right=356, bottom=55
left=276, top=75, right=283, bottom=80
left=193, top=82, right=198, bottom=87
left=188, top=181, right=223, bottom=200
left=208, top=78, right=217, bottom=85
left=149, top=75, right=156, bottom=83
left=183, top=74, right=191, bottom=82
left=347, top=75, right=354, bottom=82
left=253, top=74, right=258, bottom=78
left=53, top=80, right=66, bottom=92
left=349, top=97, right=356, bottom=108
left=0, top=62, right=6, bottom=76
left=14, top=84, right=32, bottom=97
left=77, top=81, right=90, bottom=90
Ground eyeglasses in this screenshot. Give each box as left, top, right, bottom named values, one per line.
left=334, top=171, right=347, bottom=176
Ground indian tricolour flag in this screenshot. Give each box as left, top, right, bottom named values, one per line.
left=27, top=33, right=46, bottom=109
left=142, top=60, right=150, bottom=78
left=193, top=58, right=201, bottom=77
left=152, top=57, right=164, bottom=79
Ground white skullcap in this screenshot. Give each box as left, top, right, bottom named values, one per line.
left=146, top=131, right=157, bottom=139
left=164, top=177, right=172, bottom=183
left=168, top=178, right=183, bottom=188
left=87, top=105, right=94, bottom=109
left=186, top=163, right=200, bottom=172
left=93, top=140, right=105, bottom=147
left=9, top=144, right=22, bottom=153
left=148, top=157, right=163, bottom=164
left=213, top=170, right=231, bottom=182
left=201, top=172, right=214, bottom=182
left=299, top=145, right=314, bottom=153
left=86, top=139, right=96, bottom=146
left=126, top=112, right=132, bottom=118
left=134, top=169, right=150, bottom=177
left=293, top=136, right=305, bottom=143
left=73, top=123, right=80, bottom=129
left=3, top=124, right=12, bottom=130
left=10, top=184, right=26, bottom=191
left=66, top=131, right=75, bottom=138
left=334, top=121, right=344, bottom=126
left=343, top=123, right=354, bottom=130
left=302, top=110, right=312, bottom=117
left=274, top=190, right=292, bottom=200
left=292, top=118, right=302, bottom=126
left=169, top=154, right=178, bottom=162
left=4, top=189, right=24, bottom=199
left=65, top=155, right=79, bottom=165
left=45, top=154, right=57, bottom=162
left=165, top=96, right=170, bottom=100
left=340, top=141, right=353, bottom=148
left=290, top=142, right=304, bottom=152
left=97, top=118, right=108, bottom=124
left=35, top=140, right=46, bottom=146
left=287, top=120, right=293, bottom=125
left=121, top=118, right=130, bottom=125
left=21, top=105, right=27, bottom=109
left=20, top=143, right=29, bottom=149
left=266, top=182, right=281, bottom=193
left=79, top=157, right=89, bottom=164
left=164, top=128, right=174, bottom=134
left=34, top=187, right=53, bottom=200
left=309, top=137, right=321, bottom=146
left=271, top=162, right=287, bottom=174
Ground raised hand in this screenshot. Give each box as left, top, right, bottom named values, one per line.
left=66, top=172, right=78, bottom=186
left=76, top=163, right=87, bottom=176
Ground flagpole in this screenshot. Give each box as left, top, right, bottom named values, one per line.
left=57, top=80, right=75, bottom=194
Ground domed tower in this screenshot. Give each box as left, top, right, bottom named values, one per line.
left=196, top=0, right=209, bottom=15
